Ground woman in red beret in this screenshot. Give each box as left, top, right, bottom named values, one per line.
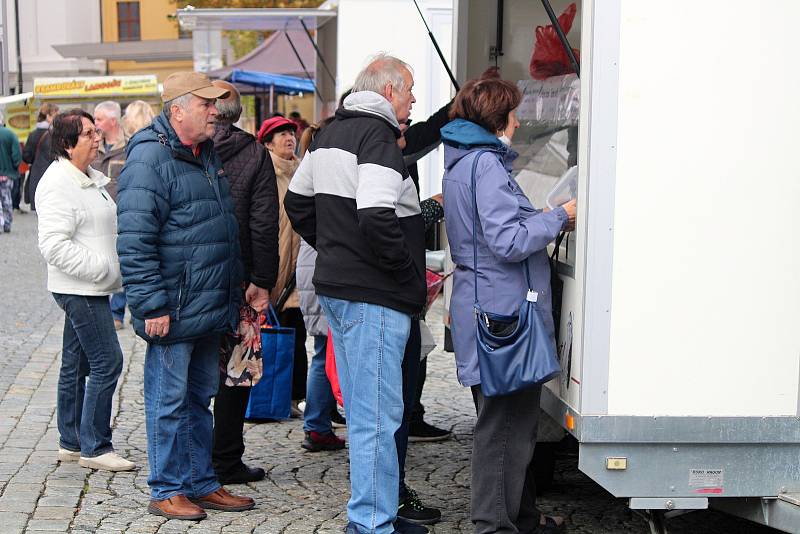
left=257, top=116, right=307, bottom=417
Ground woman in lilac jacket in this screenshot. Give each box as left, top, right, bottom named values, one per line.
left=441, top=77, right=576, bottom=534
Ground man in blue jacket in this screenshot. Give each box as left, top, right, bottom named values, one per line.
left=116, top=72, right=254, bottom=521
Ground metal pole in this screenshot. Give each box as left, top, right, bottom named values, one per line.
left=14, top=0, right=22, bottom=92
left=283, top=31, right=324, bottom=103
left=298, top=18, right=335, bottom=87
left=411, top=0, right=460, bottom=91
left=539, top=0, right=580, bottom=77
left=269, top=85, right=274, bottom=115
left=0, top=0, right=8, bottom=95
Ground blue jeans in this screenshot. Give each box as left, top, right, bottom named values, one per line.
left=319, top=296, right=410, bottom=534
left=304, top=334, right=337, bottom=433
left=52, top=293, right=123, bottom=457
left=144, top=335, right=221, bottom=501
left=110, top=291, right=126, bottom=322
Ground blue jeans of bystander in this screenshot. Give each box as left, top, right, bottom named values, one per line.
left=319, top=296, right=410, bottom=534
left=52, top=293, right=124, bottom=458
left=144, top=335, right=221, bottom=501
left=303, top=335, right=337, bottom=434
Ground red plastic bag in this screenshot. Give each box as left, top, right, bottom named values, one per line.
left=325, top=328, right=344, bottom=407
left=529, top=3, right=580, bottom=80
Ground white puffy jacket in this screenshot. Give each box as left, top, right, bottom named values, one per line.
left=36, top=158, right=122, bottom=296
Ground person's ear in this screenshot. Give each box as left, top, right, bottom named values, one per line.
left=384, top=83, right=394, bottom=101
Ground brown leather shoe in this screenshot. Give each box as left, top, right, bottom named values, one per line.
left=147, top=495, right=207, bottom=520
left=194, top=487, right=255, bottom=512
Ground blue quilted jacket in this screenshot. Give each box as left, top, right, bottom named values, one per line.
left=116, top=112, right=242, bottom=345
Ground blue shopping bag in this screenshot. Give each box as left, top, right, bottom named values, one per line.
left=245, top=306, right=295, bottom=420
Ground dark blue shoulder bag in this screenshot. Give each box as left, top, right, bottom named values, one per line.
left=469, top=150, right=561, bottom=397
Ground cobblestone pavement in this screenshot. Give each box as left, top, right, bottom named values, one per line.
left=0, top=213, right=782, bottom=534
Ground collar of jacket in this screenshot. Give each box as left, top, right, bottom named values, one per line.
left=55, top=157, right=110, bottom=189
left=131, top=111, right=213, bottom=166
left=441, top=119, right=519, bottom=171
left=97, top=129, right=128, bottom=156
left=338, top=90, right=402, bottom=137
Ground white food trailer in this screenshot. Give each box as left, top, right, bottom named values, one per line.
left=448, top=1, right=800, bottom=532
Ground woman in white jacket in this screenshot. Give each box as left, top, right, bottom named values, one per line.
left=35, top=109, right=135, bottom=472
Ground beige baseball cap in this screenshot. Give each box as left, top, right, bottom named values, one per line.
left=161, top=72, right=231, bottom=103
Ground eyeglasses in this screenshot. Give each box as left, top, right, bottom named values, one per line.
left=80, top=128, right=100, bottom=139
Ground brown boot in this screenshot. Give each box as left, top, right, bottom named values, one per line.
left=147, top=495, right=207, bottom=520
left=194, top=487, right=255, bottom=512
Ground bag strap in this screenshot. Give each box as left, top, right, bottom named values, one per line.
left=275, top=271, right=297, bottom=312
left=34, top=130, right=50, bottom=160
left=264, top=304, right=282, bottom=328
left=469, top=150, right=533, bottom=311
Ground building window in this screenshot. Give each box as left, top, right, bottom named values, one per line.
left=117, top=2, right=141, bottom=42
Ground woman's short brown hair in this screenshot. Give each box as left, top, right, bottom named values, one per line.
left=449, top=77, right=522, bottom=134
left=52, top=109, right=94, bottom=160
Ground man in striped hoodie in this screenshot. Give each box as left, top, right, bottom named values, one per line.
left=285, top=54, right=426, bottom=534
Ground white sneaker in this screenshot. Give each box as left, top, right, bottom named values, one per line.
left=79, top=451, right=136, bottom=472
left=57, top=448, right=80, bottom=462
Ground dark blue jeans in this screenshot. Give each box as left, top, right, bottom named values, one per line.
left=52, top=293, right=124, bottom=458
left=144, top=335, right=221, bottom=501
left=110, top=291, right=127, bottom=322
left=303, top=335, right=337, bottom=433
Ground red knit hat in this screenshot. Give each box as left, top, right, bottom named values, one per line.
left=257, top=116, right=297, bottom=144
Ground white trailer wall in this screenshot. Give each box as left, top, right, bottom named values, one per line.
left=604, top=0, right=800, bottom=416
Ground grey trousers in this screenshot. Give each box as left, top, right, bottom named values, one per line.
left=470, top=384, right=542, bottom=534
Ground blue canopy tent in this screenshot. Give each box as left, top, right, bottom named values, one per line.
left=226, top=69, right=316, bottom=95
left=221, top=68, right=317, bottom=125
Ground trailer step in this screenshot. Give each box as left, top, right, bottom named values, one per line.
left=778, top=493, right=800, bottom=507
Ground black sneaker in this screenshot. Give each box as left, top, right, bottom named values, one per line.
left=394, top=516, right=429, bottom=533
left=330, top=408, right=346, bottom=428
left=397, top=488, right=441, bottom=525
left=215, top=463, right=265, bottom=485
left=408, top=420, right=452, bottom=443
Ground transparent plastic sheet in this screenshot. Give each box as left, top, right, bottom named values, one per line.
left=511, top=74, right=581, bottom=268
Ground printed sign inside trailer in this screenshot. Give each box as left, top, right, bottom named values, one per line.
left=33, top=76, right=159, bottom=98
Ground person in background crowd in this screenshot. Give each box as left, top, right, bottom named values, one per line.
left=122, top=100, right=156, bottom=139
left=285, top=53, right=428, bottom=534
left=400, top=103, right=454, bottom=447
left=0, top=110, right=21, bottom=233
left=92, top=100, right=129, bottom=330
left=23, top=102, right=59, bottom=211
left=92, top=101, right=127, bottom=199
left=257, top=115, right=308, bottom=418
left=295, top=120, right=347, bottom=453
left=441, top=77, right=576, bottom=534
left=116, top=72, right=253, bottom=521
left=289, top=110, right=309, bottom=140
left=210, top=80, right=280, bottom=484
left=35, top=109, right=136, bottom=472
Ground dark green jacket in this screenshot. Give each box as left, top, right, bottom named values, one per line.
left=0, top=126, right=21, bottom=179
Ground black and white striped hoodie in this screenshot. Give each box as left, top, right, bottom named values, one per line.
left=284, top=91, right=426, bottom=315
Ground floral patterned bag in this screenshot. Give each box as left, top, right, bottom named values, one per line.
left=219, top=305, right=264, bottom=387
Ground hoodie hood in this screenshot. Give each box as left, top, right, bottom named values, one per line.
left=340, top=90, right=401, bottom=133
left=212, top=122, right=254, bottom=161
left=441, top=118, right=517, bottom=171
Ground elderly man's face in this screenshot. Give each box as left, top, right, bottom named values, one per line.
left=94, top=110, right=118, bottom=140
left=172, top=95, right=219, bottom=145
left=390, top=68, right=416, bottom=124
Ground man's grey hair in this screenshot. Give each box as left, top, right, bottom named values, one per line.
left=352, top=53, right=412, bottom=94
left=163, top=93, right=194, bottom=120
left=94, top=100, right=121, bottom=121
left=216, top=95, right=242, bottom=123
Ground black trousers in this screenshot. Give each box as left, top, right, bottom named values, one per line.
left=212, top=383, right=252, bottom=475
left=277, top=307, right=308, bottom=401
left=396, top=320, right=421, bottom=499
left=470, top=384, right=542, bottom=534
left=410, top=357, right=427, bottom=425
